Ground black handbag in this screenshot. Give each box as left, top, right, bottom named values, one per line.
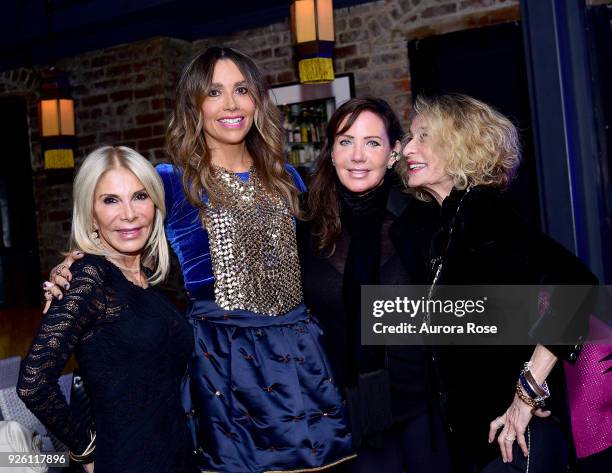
left=71, top=369, right=94, bottom=430
left=346, top=368, right=393, bottom=449
left=69, top=369, right=95, bottom=466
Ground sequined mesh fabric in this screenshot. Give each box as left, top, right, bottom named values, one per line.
left=204, top=166, right=303, bottom=315
left=565, top=316, right=612, bottom=458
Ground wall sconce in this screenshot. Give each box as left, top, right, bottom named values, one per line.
left=38, top=68, right=76, bottom=169
left=290, top=0, right=335, bottom=84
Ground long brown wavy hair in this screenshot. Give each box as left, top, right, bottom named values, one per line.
left=166, top=46, right=301, bottom=218
left=307, top=97, right=403, bottom=254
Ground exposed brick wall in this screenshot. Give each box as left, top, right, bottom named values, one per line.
left=65, top=37, right=191, bottom=164
left=194, top=0, right=519, bottom=124
left=0, top=0, right=520, bottom=284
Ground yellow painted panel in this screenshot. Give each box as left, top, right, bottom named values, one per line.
left=44, top=149, right=75, bottom=169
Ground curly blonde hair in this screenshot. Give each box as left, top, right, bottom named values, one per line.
left=397, top=93, right=521, bottom=201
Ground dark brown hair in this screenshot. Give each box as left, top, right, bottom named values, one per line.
left=166, top=46, right=301, bottom=218
left=307, top=97, right=403, bottom=254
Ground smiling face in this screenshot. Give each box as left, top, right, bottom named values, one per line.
left=200, top=59, right=256, bottom=149
left=332, top=110, right=394, bottom=194
left=93, top=167, right=155, bottom=256
left=402, top=115, right=454, bottom=203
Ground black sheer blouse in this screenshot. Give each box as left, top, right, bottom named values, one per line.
left=17, top=254, right=196, bottom=473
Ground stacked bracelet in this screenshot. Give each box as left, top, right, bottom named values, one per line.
left=516, top=381, right=541, bottom=408
left=516, top=362, right=550, bottom=408
left=524, top=367, right=549, bottom=397
left=523, top=362, right=550, bottom=399
left=69, top=431, right=96, bottom=464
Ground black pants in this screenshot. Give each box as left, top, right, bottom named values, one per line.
left=338, top=409, right=452, bottom=473
left=576, top=447, right=612, bottom=473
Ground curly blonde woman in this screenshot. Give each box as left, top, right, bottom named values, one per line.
left=399, top=93, right=597, bottom=473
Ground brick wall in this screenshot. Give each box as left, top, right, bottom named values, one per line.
left=194, top=0, right=519, bottom=123
left=0, top=0, right=519, bottom=281
left=66, top=37, right=191, bottom=163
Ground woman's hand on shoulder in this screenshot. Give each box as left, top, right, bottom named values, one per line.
left=42, top=251, right=84, bottom=314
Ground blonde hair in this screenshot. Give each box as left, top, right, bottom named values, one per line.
left=397, top=93, right=521, bottom=201
left=70, top=146, right=169, bottom=284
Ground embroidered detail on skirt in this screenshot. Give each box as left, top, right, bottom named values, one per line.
left=183, top=300, right=354, bottom=473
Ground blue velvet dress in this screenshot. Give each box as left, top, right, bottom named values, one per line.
left=156, top=164, right=354, bottom=473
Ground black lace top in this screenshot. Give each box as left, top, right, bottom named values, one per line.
left=17, top=254, right=196, bottom=473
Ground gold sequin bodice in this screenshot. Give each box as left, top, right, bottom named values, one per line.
left=204, top=167, right=303, bottom=316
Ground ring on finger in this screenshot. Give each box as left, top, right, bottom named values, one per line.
left=494, top=417, right=504, bottom=428
left=504, top=434, right=516, bottom=442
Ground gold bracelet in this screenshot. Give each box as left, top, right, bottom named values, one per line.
left=516, top=381, right=540, bottom=408
left=69, top=431, right=96, bottom=464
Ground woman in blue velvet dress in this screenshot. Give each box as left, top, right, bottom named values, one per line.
left=47, top=47, right=353, bottom=473
left=163, top=47, right=353, bottom=472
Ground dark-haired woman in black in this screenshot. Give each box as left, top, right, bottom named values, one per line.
left=299, top=97, right=451, bottom=473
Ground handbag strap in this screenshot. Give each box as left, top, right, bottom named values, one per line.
left=71, top=369, right=95, bottom=434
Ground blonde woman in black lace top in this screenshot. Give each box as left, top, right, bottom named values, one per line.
left=17, top=146, right=197, bottom=473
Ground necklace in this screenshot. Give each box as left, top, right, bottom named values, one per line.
left=105, top=257, right=148, bottom=288
left=425, top=186, right=472, bottom=325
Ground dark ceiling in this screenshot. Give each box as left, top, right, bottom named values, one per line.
left=1, top=0, right=371, bottom=72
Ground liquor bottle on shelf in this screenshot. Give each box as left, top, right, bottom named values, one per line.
left=300, top=109, right=309, bottom=143
left=282, top=109, right=293, bottom=144
left=278, top=99, right=333, bottom=167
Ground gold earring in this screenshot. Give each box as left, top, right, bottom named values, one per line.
left=91, top=229, right=101, bottom=246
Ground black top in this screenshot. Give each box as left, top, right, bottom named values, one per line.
left=395, top=186, right=598, bottom=469
left=17, top=254, right=197, bottom=473
left=299, top=180, right=434, bottom=427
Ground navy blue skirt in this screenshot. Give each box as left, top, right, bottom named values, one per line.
left=181, top=300, right=355, bottom=473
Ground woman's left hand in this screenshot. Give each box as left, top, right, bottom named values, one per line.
left=488, top=394, right=551, bottom=463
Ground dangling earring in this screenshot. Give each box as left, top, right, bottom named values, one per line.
left=331, top=152, right=336, bottom=167
left=91, top=229, right=101, bottom=246
left=387, top=150, right=401, bottom=169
